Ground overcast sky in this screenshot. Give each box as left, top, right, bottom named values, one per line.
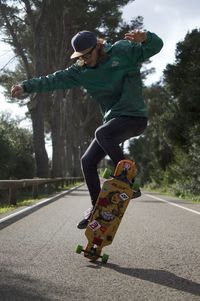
left=123, top=0, right=200, bottom=84
left=0, top=0, right=200, bottom=120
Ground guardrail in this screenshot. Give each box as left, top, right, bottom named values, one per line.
left=0, top=177, right=84, bottom=205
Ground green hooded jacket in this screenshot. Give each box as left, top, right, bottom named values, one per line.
left=22, top=31, right=163, bottom=122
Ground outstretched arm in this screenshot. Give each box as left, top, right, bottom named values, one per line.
left=11, top=66, right=81, bottom=98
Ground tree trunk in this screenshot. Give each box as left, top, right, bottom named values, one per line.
left=51, top=91, right=65, bottom=177
left=64, top=90, right=76, bottom=176
left=30, top=5, right=50, bottom=177
left=28, top=94, right=49, bottom=177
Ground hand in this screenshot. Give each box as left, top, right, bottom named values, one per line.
left=11, top=85, right=24, bottom=98
left=124, top=30, right=147, bottom=43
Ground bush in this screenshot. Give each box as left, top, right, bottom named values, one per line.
left=0, top=114, right=35, bottom=179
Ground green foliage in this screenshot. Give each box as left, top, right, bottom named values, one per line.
left=0, top=113, right=35, bottom=179
left=129, top=29, right=200, bottom=199
left=129, top=84, right=174, bottom=184
left=164, top=29, right=200, bottom=147
left=163, top=29, right=200, bottom=197
left=166, top=125, right=200, bottom=197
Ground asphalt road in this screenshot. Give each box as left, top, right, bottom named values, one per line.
left=0, top=185, right=200, bottom=301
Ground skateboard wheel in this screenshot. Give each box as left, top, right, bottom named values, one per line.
left=76, top=244, right=83, bottom=254
left=101, top=253, right=109, bottom=263
left=102, top=168, right=112, bottom=179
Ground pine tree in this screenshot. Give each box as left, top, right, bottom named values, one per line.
left=0, top=0, right=147, bottom=177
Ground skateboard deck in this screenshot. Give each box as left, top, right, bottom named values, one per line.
left=76, top=159, right=137, bottom=263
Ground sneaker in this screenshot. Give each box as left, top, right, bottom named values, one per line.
left=77, top=207, right=93, bottom=229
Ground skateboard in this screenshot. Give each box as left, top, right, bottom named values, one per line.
left=76, top=159, right=137, bottom=263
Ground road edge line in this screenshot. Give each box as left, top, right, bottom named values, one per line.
left=144, top=193, right=200, bottom=215
left=0, top=183, right=84, bottom=228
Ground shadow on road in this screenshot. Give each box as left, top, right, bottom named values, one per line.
left=0, top=270, right=54, bottom=301
left=70, top=192, right=89, bottom=197
left=0, top=268, right=84, bottom=301
left=88, top=262, right=200, bottom=296
left=74, top=188, right=88, bottom=192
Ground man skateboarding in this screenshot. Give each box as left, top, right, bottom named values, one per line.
left=11, top=29, right=163, bottom=229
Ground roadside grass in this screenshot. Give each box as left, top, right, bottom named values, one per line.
left=0, top=182, right=82, bottom=214
left=144, top=184, right=200, bottom=204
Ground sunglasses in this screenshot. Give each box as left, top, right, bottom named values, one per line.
left=79, top=44, right=97, bottom=60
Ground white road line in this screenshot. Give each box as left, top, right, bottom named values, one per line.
left=0, top=184, right=83, bottom=224
left=144, top=193, right=200, bottom=216
left=0, top=202, right=43, bottom=223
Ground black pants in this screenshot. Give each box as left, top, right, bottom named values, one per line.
left=81, top=116, right=147, bottom=205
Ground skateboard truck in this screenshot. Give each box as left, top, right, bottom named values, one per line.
left=76, top=244, right=109, bottom=263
